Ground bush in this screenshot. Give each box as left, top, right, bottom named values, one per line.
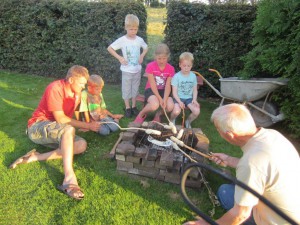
left=240, top=0, right=300, bottom=136
left=164, top=2, right=256, bottom=95
left=0, top=0, right=147, bottom=83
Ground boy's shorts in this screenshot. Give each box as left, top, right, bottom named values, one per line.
left=144, top=88, right=165, bottom=104
left=121, top=71, right=141, bottom=100
left=173, top=98, right=193, bottom=107
left=27, top=121, right=85, bottom=149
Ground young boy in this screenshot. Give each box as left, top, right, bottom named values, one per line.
left=107, top=14, right=148, bottom=118
left=170, top=52, right=200, bottom=128
left=77, top=75, right=123, bottom=136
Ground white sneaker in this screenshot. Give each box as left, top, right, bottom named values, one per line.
left=185, top=120, right=191, bottom=128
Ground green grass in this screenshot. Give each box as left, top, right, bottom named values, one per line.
left=0, top=69, right=241, bottom=224
left=145, top=7, right=167, bottom=63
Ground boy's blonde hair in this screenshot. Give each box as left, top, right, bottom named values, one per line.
left=125, top=14, right=139, bottom=28
left=66, top=65, right=89, bottom=80
left=154, top=43, right=170, bottom=58
left=88, top=74, right=104, bottom=87
left=179, top=52, right=194, bottom=63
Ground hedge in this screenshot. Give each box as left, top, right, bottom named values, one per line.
left=164, top=2, right=256, bottom=94
left=0, top=0, right=147, bottom=83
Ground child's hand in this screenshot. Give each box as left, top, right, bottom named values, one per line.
left=179, top=101, right=185, bottom=109
left=119, top=57, right=128, bottom=65
left=138, top=55, right=144, bottom=64
left=192, top=100, right=199, bottom=107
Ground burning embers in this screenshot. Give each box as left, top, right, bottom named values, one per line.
left=112, top=121, right=210, bottom=187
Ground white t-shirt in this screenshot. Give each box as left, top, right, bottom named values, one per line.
left=235, top=128, right=300, bottom=225
left=109, top=35, right=148, bottom=73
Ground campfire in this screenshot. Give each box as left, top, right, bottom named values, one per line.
left=110, top=121, right=210, bottom=187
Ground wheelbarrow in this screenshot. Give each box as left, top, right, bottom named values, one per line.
left=194, top=69, right=289, bottom=127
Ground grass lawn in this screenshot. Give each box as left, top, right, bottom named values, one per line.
left=1, top=7, right=298, bottom=225
left=0, top=70, right=239, bottom=225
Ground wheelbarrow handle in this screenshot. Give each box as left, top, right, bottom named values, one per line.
left=208, top=68, right=222, bottom=78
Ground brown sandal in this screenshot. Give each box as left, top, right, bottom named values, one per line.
left=9, top=149, right=38, bottom=169
left=57, top=184, right=84, bottom=200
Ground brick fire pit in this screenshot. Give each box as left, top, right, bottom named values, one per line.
left=112, top=121, right=210, bottom=188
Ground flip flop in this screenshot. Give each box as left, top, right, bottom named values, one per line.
left=57, top=184, right=84, bottom=200
left=9, top=149, right=38, bottom=169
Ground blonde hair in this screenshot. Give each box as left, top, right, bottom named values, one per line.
left=211, top=103, right=257, bottom=135
left=179, top=52, right=194, bottom=63
left=66, top=65, right=89, bottom=80
left=125, top=14, right=139, bottom=28
left=88, top=74, right=104, bottom=87
left=154, top=43, right=170, bottom=58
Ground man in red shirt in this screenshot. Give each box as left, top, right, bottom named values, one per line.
left=10, top=65, right=100, bottom=200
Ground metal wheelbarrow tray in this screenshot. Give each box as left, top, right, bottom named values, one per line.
left=194, top=70, right=289, bottom=127
left=220, top=77, right=288, bottom=102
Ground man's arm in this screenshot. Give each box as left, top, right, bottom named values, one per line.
left=183, top=204, right=252, bottom=225
left=53, top=111, right=99, bottom=132
left=216, top=204, right=253, bottom=225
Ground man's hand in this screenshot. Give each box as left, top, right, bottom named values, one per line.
left=88, top=121, right=101, bottom=132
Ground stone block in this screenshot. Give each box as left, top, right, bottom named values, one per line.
left=122, top=132, right=136, bottom=142
left=116, top=154, right=126, bottom=161
left=116, top=142, right=135, bottom=156
left=145, top=148, right=157, bottom=161
left=155, top=159, right=166, bottom=169
left=160, top=151, right=174, bottom=167
left=117, top=160, right=133, bottom=172
left=126, top=156, right=141, bottom=164
left=128, top=168, right=158, bottom=178
left=134, top=147, right=148, bottom=158
left=141, top=159, right=155, bottom=168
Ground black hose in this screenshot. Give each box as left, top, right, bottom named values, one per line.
left=181, top=162, right=298, bottom=225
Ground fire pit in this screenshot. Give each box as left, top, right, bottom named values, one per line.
left=112, top=121, right=210, bottom=187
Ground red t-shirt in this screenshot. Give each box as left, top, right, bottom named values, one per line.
left=28, top=80, right=79, bottom=127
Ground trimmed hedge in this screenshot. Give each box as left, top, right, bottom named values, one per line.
left=164, top=2, right=256, bottom=84
left=0, top=0, right=147, bottom=83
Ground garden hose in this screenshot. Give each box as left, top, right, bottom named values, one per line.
left=181, top=162, right=298, bottom=225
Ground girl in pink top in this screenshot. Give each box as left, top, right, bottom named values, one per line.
left=134, top=43, right=175, bottom=123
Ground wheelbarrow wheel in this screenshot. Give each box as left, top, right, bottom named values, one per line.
left=250, top=101, right=278, bottom=127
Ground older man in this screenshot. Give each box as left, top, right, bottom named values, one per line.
left=10, top=65, right=100, bottom=200
left=184, top=103, right=300, bottom=225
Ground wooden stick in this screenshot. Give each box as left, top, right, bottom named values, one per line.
left=109, top=132, right=124, bottom=159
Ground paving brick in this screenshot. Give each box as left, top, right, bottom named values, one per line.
left=122, top=132, right=137, bottom=142
left=116, top=154, right=126, bottom=161
left=155, top=159, right=166, bottom=169
left=126, top=155, right=141, bottom=164
left=145, top=148, right=157, bottom=161
left=134, top=147, right=148, bottom=158
left=116, top=142, right=135, bottom=156
left=128, top=168, right=158, bottom=178
left=141, top=159, right=155, bottom=168
left=160, top=151, right=174, bottom=167
left=117, top=160, right=133, bottom=172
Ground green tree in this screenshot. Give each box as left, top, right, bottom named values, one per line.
left=240, top=0, right=300, bottom=136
